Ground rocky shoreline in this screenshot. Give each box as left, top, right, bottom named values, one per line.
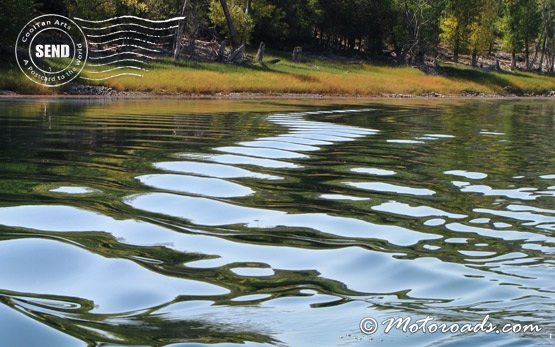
left=3, top=84, right=555, bottom=99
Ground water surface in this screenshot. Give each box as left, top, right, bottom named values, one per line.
left=0, top=98, right=554, bottom=346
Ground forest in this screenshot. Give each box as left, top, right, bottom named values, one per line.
left=2, top=0, right=555, bottom=71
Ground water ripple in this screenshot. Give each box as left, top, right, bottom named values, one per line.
left=1, top=100, right=554, bottom=346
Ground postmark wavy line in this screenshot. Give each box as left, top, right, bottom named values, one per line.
left=87, top=30, right=175, bottom=39
left=88, top=52, right=155, bottom=60
left=74, top=15, right=185, bottom=24
left=90, top=44, right=160, bottom=53
left=88, top=37, right=163, bottom=46
left=81, top=23, right=179, bottom=31
left=87, top=59, right=148, bottom=66
left=87, top=66, right=148, bottom=74
left=81, top=73, right=143, bottom=80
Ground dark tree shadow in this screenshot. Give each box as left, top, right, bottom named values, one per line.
left=438, top=65, right=521, bottom=92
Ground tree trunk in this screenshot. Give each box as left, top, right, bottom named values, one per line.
left=471, top=51, right=478, bottom=67
left=188, top=39, right=196, bottom=57
left=552, top=35, right=555, bottom=72
left=552, top=34, right=555, bottom=72
left=531, top=38, right=540, bottom=69
left=255, top=41, right=265, bottom=63
left=173, top=0, right=189, bottom=61
left=524, top=36, right=530, bottom=70
left=539, top=4, right=549, bottom=72
left=217, top=39, right=228, bottom=62
left=416, top=50, right=425, bottom=65
left=399, top=51, right=407, bottom=65
left=453, top=24, right=460, bottom=63
left=511, top=49, right=516, bottom=71
left=292, top=46, right=303, bottom=62
left=539, top=26, right=548, bottom=71
left=245, top=0, right=252, bottom=15
left=219, top=0, right=239, bottom=49
left=242, top=0, right=252, bottom=45
left=228, top=45, right=245, bottom=64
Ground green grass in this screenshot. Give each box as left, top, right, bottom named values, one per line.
left=0, top=67, right=56, bottom=94
left=4, top=51, right=555, bottom=96
left=437, top=64, right=555, bottom=95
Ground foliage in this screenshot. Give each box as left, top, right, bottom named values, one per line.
left=501, top=0, right=541, bottom=51
left=209, top=0, right=255, bottom=44
left=468, top=0, right=500, bottom=57
left=3, top=0, right=555, bottom=71
left=440, top=0, right=481, bottom=59
left=391, top=0, right=444, bottom=63
left=440, top=15, right=461, bottom=52
left=63, top=0, right=180, bottom=20
left=0, top=0, right=36, bottom=45
left=64, top=0, right=117, bottom=19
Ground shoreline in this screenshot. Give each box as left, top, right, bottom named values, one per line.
left=2, top=92, right=555, bottom=101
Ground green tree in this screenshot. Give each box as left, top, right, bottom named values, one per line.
left=440, top=0, right=481, bottom=62
left=209, top=0, right=248, bottom=47
left=501, top=0, right=541, bottom=70
left=537, top=0, right=555, bottom=70
left=64, top=0, right=116, bottom=19
left=468, top=0, right=501, bottom=66
left=251, top=0, right=321, bottom=46
left=64, top=0, right=182, bottom=19
left=392, top=0, right=445, bottom=64
left=0, top=0, right=36, bottom=46
left=315, top=0, right=393, bottom=54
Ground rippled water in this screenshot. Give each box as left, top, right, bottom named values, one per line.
left=0, top=98, right=554, bottom=346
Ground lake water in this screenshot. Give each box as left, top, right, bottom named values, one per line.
left=0, top=98, right=554, bottom=346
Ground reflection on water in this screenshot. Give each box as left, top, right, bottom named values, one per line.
left=0, top=99, right=554, bottom=346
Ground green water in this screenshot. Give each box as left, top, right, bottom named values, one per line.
left=0, top=98, right=553, bottom=346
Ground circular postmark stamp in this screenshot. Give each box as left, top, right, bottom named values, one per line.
left=15, top=14, right=88, bottom=87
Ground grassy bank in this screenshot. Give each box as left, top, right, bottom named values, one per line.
left=4, top=52, right=555, bottom=96
left=0, top=67, right=56, bottom=95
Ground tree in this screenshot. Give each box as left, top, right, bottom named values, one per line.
left=501, top=0, right=541, bottom=70
left=392, top=0, right=445, bottom=64
left=0, top=0, right=35, bottom=46
left=537, top=0, right=553, bottom=70
left=64, top=0, right=165, bottom=19
left=220, top=0, right=319, bottom=48
left=64, top=0, right=115, bottom=19
left=313, top=0, right=394, bottom=54
left=538, top=0, right=555, bottom=71
left=213, top=0, right=240, bottom=48
left=440, top=0, right=481, bottom=62
left=468, top=0, right=501, bottom=66
left=174, top=0, right=190, bottom=60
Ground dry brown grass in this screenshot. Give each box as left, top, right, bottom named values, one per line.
left=97, top=62, right=494, bottom=96
left=6, top=53, right=555, bottom=96
left=91, top=57, right=555, bottom=96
